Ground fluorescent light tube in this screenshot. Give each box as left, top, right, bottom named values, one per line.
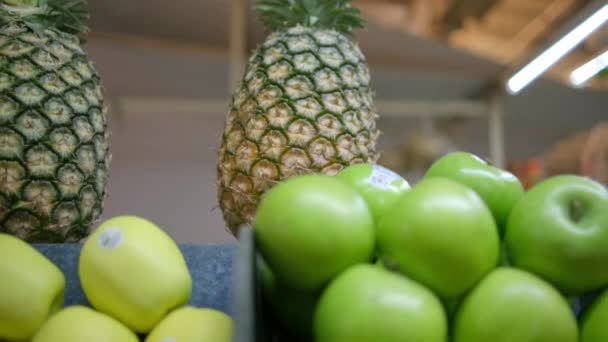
left=570, top=50, right=608, bottom=86
left=506, top=4, right=608, bottom=95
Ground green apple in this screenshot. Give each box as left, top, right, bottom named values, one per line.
left=254, top=174, right=375, bottom=291
left=424, top=151, right=524, bottom=233
left=505, top=175, right=608, bottom=294
left=336, top=163, right=410, bottom=222
left=581, top=289, right=608, bottom=342
left=377, top=177, right=500, bottom=299
left=31, top=306, right=139, bottom=342
left=259, top=256, right=319, bottom=340
left=0, top=233, right=65, bottom=341
left=79, top=216, right=192, bottom=333
left=453, top=267, right=578, bottom=342
left=314, top=264, right=447, bottom=342
left=145, top=306, right=233, bottom=342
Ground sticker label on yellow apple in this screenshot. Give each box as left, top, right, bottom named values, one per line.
left=97, top=227, right=123, bottom=249
left=161, top=338, right=176, bottom=342
left=368, top=165, right=401, bottom=190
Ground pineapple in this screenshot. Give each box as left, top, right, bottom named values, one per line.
left=217, top=0, right=380, bottom=235
left=0, top=0, right=110, bottom=242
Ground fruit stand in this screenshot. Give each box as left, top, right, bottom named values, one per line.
left=5, top=225, right=603, bottom=342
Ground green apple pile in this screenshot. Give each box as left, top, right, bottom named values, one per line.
left=0, top=216, right=233, bottom=342
left=254, top=152, right=608, bottom=342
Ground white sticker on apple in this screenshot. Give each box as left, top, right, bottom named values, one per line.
left=367, top=165, right=402, bottom=190
left=161, top=338, right=177, bottom=342
left=97, top=227, right=123, bottom=250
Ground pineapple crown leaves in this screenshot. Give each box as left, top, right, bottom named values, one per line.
left=256, top=0, right=366, bottom=35
left=0, top=0, right=89, bottom=36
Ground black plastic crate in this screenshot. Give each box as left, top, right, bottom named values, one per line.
left=233, top=228, right=260, bottom=342
left=233, top=228, right=310, bottom=342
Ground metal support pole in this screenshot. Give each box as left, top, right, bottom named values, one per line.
left=229, top=0, right=247, bottom=92
left=488, top=93, right=506, bottom=168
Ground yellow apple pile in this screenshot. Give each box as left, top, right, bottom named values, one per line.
left=0, top=216, right=233, bottom=342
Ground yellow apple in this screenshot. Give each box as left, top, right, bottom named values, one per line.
left=79, top=216, right=192, bottom=333
left=0, top=233, right=65, bottom=341
left=31, top=306, right=139, bottom=342
left=145, top=306, right=233, bottom=342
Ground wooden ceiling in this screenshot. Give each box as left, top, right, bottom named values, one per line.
left=354, top=0, right=607, bottom=90
left=84, top=0, right=606, bottom=91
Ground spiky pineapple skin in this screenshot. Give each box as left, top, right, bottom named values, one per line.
left=0, top=23, right=110, bottom=242
left=218, top=26, right=380, bottom=235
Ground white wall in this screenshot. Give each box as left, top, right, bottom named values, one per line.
left=98, top=90, right=606, bottom=245
left=99, top=112, right=235, bottom=243
left=87, top=40, right=608, bottom=244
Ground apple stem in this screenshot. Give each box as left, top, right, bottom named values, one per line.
left=569, top=199, right=585, bottom=223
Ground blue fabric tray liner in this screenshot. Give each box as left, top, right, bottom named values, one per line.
left=33, top=244, right=238, bottom=316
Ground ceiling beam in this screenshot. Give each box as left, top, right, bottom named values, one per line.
left=503, top=0, right=608, bottom=92
left=481, top=3, right=545, bottom=36
left=408, top=0, right=448, bottom=37
left=449, top=27, right=513, bottom=63
left=505, top=0, right=580, bottom=65
left=500, top=0, right=555, bottom=14
left=449, top=0, right=585, bottom=66
left=353, top=0, right=409, bottom=32
left=356, top=0, right=451, bottom=38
